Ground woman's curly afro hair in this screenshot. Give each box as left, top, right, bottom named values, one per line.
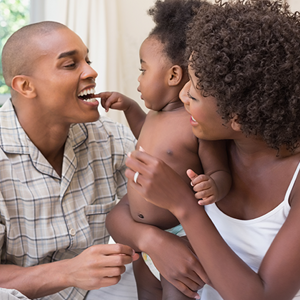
left=148, top=0, right=207, bottom=70
left=187, top=0, right=300, bottom=151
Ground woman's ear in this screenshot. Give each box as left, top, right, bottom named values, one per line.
left=168, top=65, right=183, bottom=86
left=11, top=75, right=36, bottom=98
left=231, top=115, right=242, bottom=132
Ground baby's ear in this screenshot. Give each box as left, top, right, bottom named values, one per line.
left=168, top=65, right=183, bottom=86
left=11, top=75, right=36, bottom=98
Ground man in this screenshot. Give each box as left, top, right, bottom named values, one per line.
left=0, top=21, right=138, bottom=300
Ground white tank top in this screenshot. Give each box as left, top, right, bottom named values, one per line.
left=200, top=163, right=300, bottom=300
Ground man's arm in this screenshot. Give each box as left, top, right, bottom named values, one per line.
left=0, top=244, right=138, bottom=299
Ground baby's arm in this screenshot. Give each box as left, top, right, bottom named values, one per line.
left=188, top=139, right=232, bottom=205
left=98, top=91, right=146, bottom=139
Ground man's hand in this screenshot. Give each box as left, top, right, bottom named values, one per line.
left=66, top=243, right=139, bottom=290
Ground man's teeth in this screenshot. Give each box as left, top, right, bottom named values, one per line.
left=84, top=99, right=97, bottom=103
left=78, top=88, right=98, bottom=101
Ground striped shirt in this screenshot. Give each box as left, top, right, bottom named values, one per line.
left=0, top=99, right=136, bottom=300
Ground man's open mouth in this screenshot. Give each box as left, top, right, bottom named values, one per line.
left=78, top=88, right=98, bottom=102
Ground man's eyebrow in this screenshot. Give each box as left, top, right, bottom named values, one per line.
left=57, top=48, right=89, bottom=59
left=58, top=50, right=78, bottom=59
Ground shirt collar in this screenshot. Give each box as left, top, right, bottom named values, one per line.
left=0, top=99, right=88, bottom=154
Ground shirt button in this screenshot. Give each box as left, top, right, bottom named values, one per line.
left=69, top=228, right=76, bottom=236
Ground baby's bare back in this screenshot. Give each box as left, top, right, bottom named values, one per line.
left=128, top=108, right=203, bottom=229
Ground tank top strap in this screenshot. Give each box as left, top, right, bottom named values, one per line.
left=284, top=162, right=300, bottom=203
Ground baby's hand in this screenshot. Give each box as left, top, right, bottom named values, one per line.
left=98, top=91, right=133, bottom=112
left=186, top=169, right=219, bottom=205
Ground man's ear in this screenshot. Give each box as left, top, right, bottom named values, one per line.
left=168, top=65, right=183, bottom=86
left=231, top=115, right=242, bottom=132
left=11, top=76, right=36, bottom=98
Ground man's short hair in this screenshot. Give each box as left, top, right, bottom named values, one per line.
left=2, top=21, right=67, bottom=87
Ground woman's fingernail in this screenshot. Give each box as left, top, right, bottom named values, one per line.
left=127, top=152, right=131, bottom=157
left=139, top=146, right=145, bottom=152
left=195, top=294, right=200, bottom=299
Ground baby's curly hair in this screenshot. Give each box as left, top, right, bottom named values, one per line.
left=148, top=0, right=207, bottom=70
left=187, top=0, right=300, bottom=151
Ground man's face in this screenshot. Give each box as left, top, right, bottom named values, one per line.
left=29, top=27, right=100, bottom=125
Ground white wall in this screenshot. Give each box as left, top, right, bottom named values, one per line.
left=288, top=0, right=300, bottom=12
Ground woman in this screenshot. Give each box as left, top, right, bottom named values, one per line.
left=107, top=1, right=300, bottom=299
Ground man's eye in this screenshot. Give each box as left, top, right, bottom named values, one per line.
left=64, top=63, right=76, bottom=68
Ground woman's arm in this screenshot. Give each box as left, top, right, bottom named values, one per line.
left=106, top=195, right=208, bottom=298
left=125, top=150, right=300, bottom=300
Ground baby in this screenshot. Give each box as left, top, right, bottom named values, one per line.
left=101, top=0, right=231, bottom=299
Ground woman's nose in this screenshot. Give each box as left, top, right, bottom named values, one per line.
left=179, top=81, right=191, bottom=104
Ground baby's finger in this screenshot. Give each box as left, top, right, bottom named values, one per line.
left=193, top=181, right=211, bottom=193
left=96, top=92, right=110, bottom=99
left=186, top=169, right=199, bottom=182
left=192, top=174, right=210, bottom=185
left=100, top=98, right=109, bottom=112
left=194, top=188, right=213, bottom=200
left=198, top=195, right=216, bottom=206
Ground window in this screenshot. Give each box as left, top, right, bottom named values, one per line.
left=0, top=0, right=30, bottom=102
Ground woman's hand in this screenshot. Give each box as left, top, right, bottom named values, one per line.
left=126, top=149, right=194, bottom=214
left=145, top=229, right=208, bottom=298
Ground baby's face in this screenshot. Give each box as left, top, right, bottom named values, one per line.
left=137, top=37, right=173, bottom=111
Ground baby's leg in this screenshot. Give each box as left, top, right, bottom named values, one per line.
left=133, top=255, right=162, bottom=300
left=161, top=275, right=195, bottom=300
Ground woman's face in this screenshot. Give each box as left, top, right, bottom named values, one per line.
left=180, top=66, right=233, bottom=140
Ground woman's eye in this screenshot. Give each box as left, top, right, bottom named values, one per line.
left=139, top=68, right=145, bottom=74
left=187, top=91, right=197, bottom=101
left=86, top=60, right=92, bottom=65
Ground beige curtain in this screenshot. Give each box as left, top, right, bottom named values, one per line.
left=103, top=0, right=154, bottom=124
